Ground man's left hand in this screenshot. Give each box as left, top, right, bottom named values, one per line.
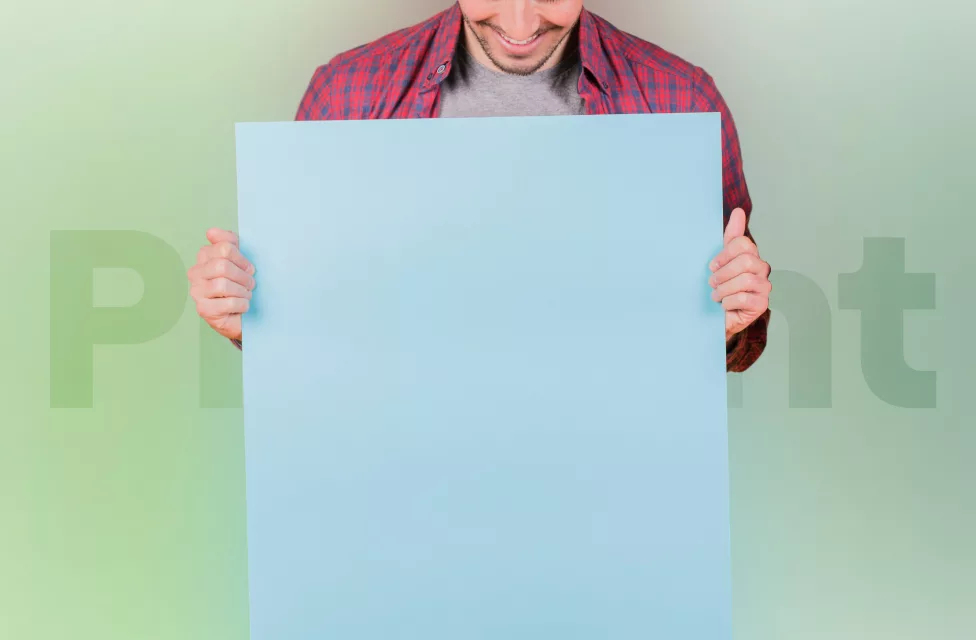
left=709, top=208, right=771, bottom=343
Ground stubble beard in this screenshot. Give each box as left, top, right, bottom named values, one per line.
left=462, top=14, right=577, bottom=77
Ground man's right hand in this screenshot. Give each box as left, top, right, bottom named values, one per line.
left=188, top=228, right=256, bottom=342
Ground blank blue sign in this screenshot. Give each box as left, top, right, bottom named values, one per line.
left=236, top=113, right=731, bottom=640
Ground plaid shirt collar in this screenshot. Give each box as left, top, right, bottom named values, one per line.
left=419, top=3, right=611, bottom=95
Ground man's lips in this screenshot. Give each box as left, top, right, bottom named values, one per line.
left=490, top=26, right=549, bottom=55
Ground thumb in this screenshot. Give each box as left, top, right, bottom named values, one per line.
left=206, top=228, right=239, bottom=246
left=724, top=208, right=747, bottom=246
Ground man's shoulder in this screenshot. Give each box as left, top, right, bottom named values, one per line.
left=589, top=11, right=706, bottom=85
left=297, top=8, right=451, bottom=119
left=328, top=11, right=445, bottom=74
left=586, top=11, right=731, bottom=114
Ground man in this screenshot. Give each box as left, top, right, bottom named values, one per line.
left=189, top=0, right=771, bottom=371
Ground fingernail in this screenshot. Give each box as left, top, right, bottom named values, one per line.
left=710, top=261, right=718, bottom=271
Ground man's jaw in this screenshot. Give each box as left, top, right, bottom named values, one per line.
left=462, top=14, right=573, bottom=75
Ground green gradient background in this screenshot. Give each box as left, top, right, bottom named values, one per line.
left=2, top=1, right=973, bottom=638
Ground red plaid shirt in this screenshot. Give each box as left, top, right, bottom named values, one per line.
left=294, top=2, right=769, bottom=372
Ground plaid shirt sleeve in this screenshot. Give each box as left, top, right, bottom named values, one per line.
left=295, top=62, right=336, bottom=121
left=693, top=67, right=770, bottom=373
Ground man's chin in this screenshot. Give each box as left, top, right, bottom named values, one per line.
left=490, top=53, right=549, bottom=76
left=500, top=64, right=541, bottom=75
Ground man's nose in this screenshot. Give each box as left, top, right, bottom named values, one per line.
left=497, top=0, right=542, bottom=39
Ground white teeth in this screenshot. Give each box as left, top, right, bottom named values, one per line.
left=500, top=33, right=537, bottom=46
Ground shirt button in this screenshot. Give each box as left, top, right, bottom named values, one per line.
left=437, top=64, right=447, bottom=74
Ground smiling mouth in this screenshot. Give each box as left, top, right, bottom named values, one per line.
left=497, top=31, right=540, bottom=46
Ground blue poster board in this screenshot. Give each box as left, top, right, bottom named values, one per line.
left=236, top=113, right=731, bottom=639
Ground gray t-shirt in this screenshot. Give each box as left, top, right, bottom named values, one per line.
left=438, top=40, right=585, bottom=118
